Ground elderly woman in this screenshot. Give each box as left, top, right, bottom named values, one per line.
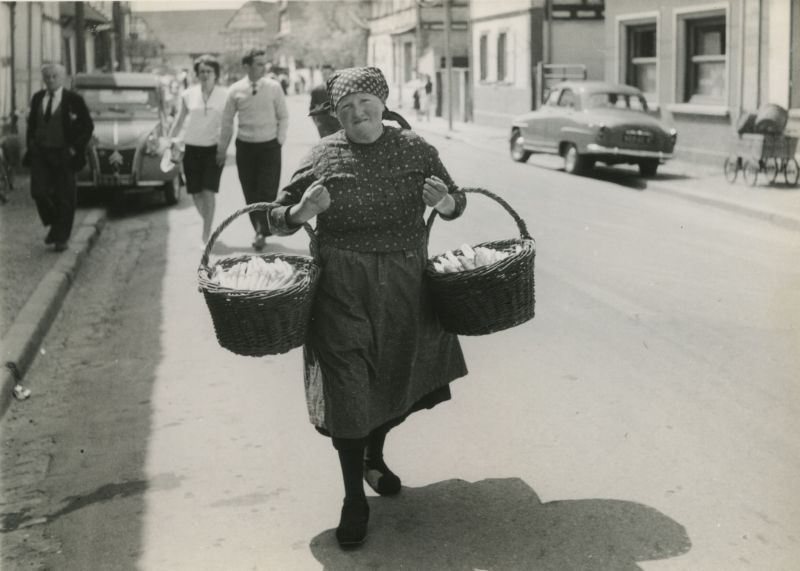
left=268, top=67, right=468, bottom=547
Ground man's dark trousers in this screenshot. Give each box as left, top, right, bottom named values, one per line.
left=235, top=139, right=281, bottom=236
left=30, top=147, right=77, bottom=243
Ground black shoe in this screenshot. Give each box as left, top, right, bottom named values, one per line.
left=364, top=458, right=401, bottom=496
left=53, top=241, right=68, bottom=252
left=336, top=496, right=369, bottom=547
left=44, top=229, right=55, bottom=245
left=252, top=233, right=266, bottom=251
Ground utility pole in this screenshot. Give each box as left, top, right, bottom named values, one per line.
left=443, top=0, right=452, bottom=131
left=75, top=2, right=86, bottom=73
left=113, top=1, right=125, bottom=71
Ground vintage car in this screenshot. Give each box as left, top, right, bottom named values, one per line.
left=72, top=72, right=182, bottom=205
left=510, top=81, right=677, bottom=177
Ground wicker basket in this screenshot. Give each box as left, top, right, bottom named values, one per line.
left=197, top=202, right=320, bottom=357
left=426, top=188, right=535, bottom=336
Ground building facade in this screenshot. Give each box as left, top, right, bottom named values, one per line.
left=606, top=0, right=800, bottom=163
left=469, top=0, right=605, bottom=128
left=368, top=0, right=470, bottom=119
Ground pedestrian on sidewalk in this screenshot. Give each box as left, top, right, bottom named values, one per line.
left=308, top=64, right=341, bottom=138
left=217, top=48, right=288, bottom=251
left=267, top=66, right=468, bottom=548
left=169, top=54, right=228, bottom=247
left=22, top=63, right=94, bottom=252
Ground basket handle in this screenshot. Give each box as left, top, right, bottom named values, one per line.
left=199, top=202, right=319, bottom=271
left=426, top=187, right=532, bottom=241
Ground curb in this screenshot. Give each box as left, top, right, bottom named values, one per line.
left=0, top=208, right=107, bottom=419
left=646, top=180, right=800, bottom=232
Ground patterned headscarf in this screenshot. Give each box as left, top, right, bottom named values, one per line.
left=326, top=66, right=389, bottom=112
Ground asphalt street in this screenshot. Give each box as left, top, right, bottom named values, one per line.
left=1, top=94, right=799, bottom=570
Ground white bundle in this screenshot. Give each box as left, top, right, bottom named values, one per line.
left=433, top=243, right=522, bottom=274
left=211, top=256, right=299, bottom=290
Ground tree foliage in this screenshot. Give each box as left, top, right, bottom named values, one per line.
left=281, top=1, right=369, bottom=69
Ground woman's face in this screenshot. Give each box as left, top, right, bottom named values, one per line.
left=197, top=63, right=217, bottom=86
left=336, top=92, right=384, bottom=144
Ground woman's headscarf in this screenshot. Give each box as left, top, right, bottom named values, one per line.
left=326, top=66, right=389, bottom=111
left=310, top=66, right=411, bottom=130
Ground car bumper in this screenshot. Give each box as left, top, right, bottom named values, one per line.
left=586, top=143, right=673, bottom=160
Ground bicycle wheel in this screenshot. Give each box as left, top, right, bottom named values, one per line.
left=785, top=157, right=800, bottom=186
left=723, top=156, right=739, bottom=183
left=764, top=157, right=779, bottom=184
left=742, top=160, right=759, bottom=187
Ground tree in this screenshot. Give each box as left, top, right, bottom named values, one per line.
left=280, top=1, right=369, bottom=69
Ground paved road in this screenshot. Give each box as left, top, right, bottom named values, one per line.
left=2, top=94, right=799, bottom=570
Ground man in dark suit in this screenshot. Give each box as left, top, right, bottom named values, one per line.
left=308, top=64, right=341, bottom=138
left=24, top=63, right=94, bottom=252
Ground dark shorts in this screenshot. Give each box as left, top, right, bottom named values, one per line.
left=183, top=144, right=222, bottom=194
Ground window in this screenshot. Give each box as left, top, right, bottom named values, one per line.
left=626, top=24, right=656, bottom=96
left=479, top=34, right=488, bottom=81
left=557, top=89, right=578, bottom=108
left=403, top=42, right=413, bottom=82
left=497, top=32, right=507, bottom=81
left=685, top=16, right=726, bottom=104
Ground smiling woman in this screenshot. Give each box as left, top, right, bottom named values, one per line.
left=266, top=66, right=469, bottom=548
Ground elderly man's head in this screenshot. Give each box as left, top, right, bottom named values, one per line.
left=41, top=63, right=66, bottom=93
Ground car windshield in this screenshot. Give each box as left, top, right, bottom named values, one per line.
left=587, top=92, right=649, bottom=112
left=77, top=87, right=160, bottom=117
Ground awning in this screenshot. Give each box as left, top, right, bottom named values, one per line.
left=390, top=22, right=417, bottom=36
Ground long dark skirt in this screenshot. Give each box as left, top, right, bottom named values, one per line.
left=303, top=242, right=468, bottom=440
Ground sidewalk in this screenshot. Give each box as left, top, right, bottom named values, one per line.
left=0, top=175, right=106, bottom=417
left=404, top=114, right=800, bottom=232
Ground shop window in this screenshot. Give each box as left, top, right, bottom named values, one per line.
left=479, top=34, right=488, bottom=81
left=626, top=23, right=657, bottom=97
left=684, top=16, right=726, bottom=104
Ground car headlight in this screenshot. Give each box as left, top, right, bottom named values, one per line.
left=596, top=125, right=610, bottom=144
left=668, top=127, right=678, bottom=146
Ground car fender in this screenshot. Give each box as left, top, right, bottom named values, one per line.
left=557, top=125, right=595, bottom=153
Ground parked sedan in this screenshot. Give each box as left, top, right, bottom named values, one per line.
left=510, top=81, right=677, bottom=177
left=72, top=72, right=181, bottom=205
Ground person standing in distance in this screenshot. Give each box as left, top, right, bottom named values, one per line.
left=308, top=64, right=341, bottom=138
left=168, top=54, right=228, bottom=247
left=217, top=48, right=289, bottom=251
left=23, top=63, right=94, bottom=252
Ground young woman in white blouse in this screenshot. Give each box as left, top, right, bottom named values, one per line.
left=169, top=54, right=228, bottom=246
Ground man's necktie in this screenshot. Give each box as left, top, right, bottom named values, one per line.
left=44, top=93, right=53, bottom=122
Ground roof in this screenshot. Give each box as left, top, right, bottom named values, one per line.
left=135, top=9, right=237, bottom=55
left=556, top=80, right=643, bottom=95
left=72, top=73, right=161, bottom=89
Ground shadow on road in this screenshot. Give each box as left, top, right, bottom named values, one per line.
left=310, top=478, right=691, bottom=570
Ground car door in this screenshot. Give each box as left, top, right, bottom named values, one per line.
left=522, top=88, right=560, bottom=151
left=546, top=88, right=579, bottom=152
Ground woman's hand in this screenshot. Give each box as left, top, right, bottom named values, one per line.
left=287, top=180, right=331, bottom=225
left=422, top=176, right=455, bottom=216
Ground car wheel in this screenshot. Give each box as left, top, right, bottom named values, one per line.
left=163, top=176, right=181, bottom=206
left=639, top=159, right=659, bottom=178
left=510, top=130, right=531, bottom=163
left=563, top=144, right=587, bottom=175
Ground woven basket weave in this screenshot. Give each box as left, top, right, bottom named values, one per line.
left=426, top=188, right=535, bottom=336
left=198, top=202, right=320, bottom=357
